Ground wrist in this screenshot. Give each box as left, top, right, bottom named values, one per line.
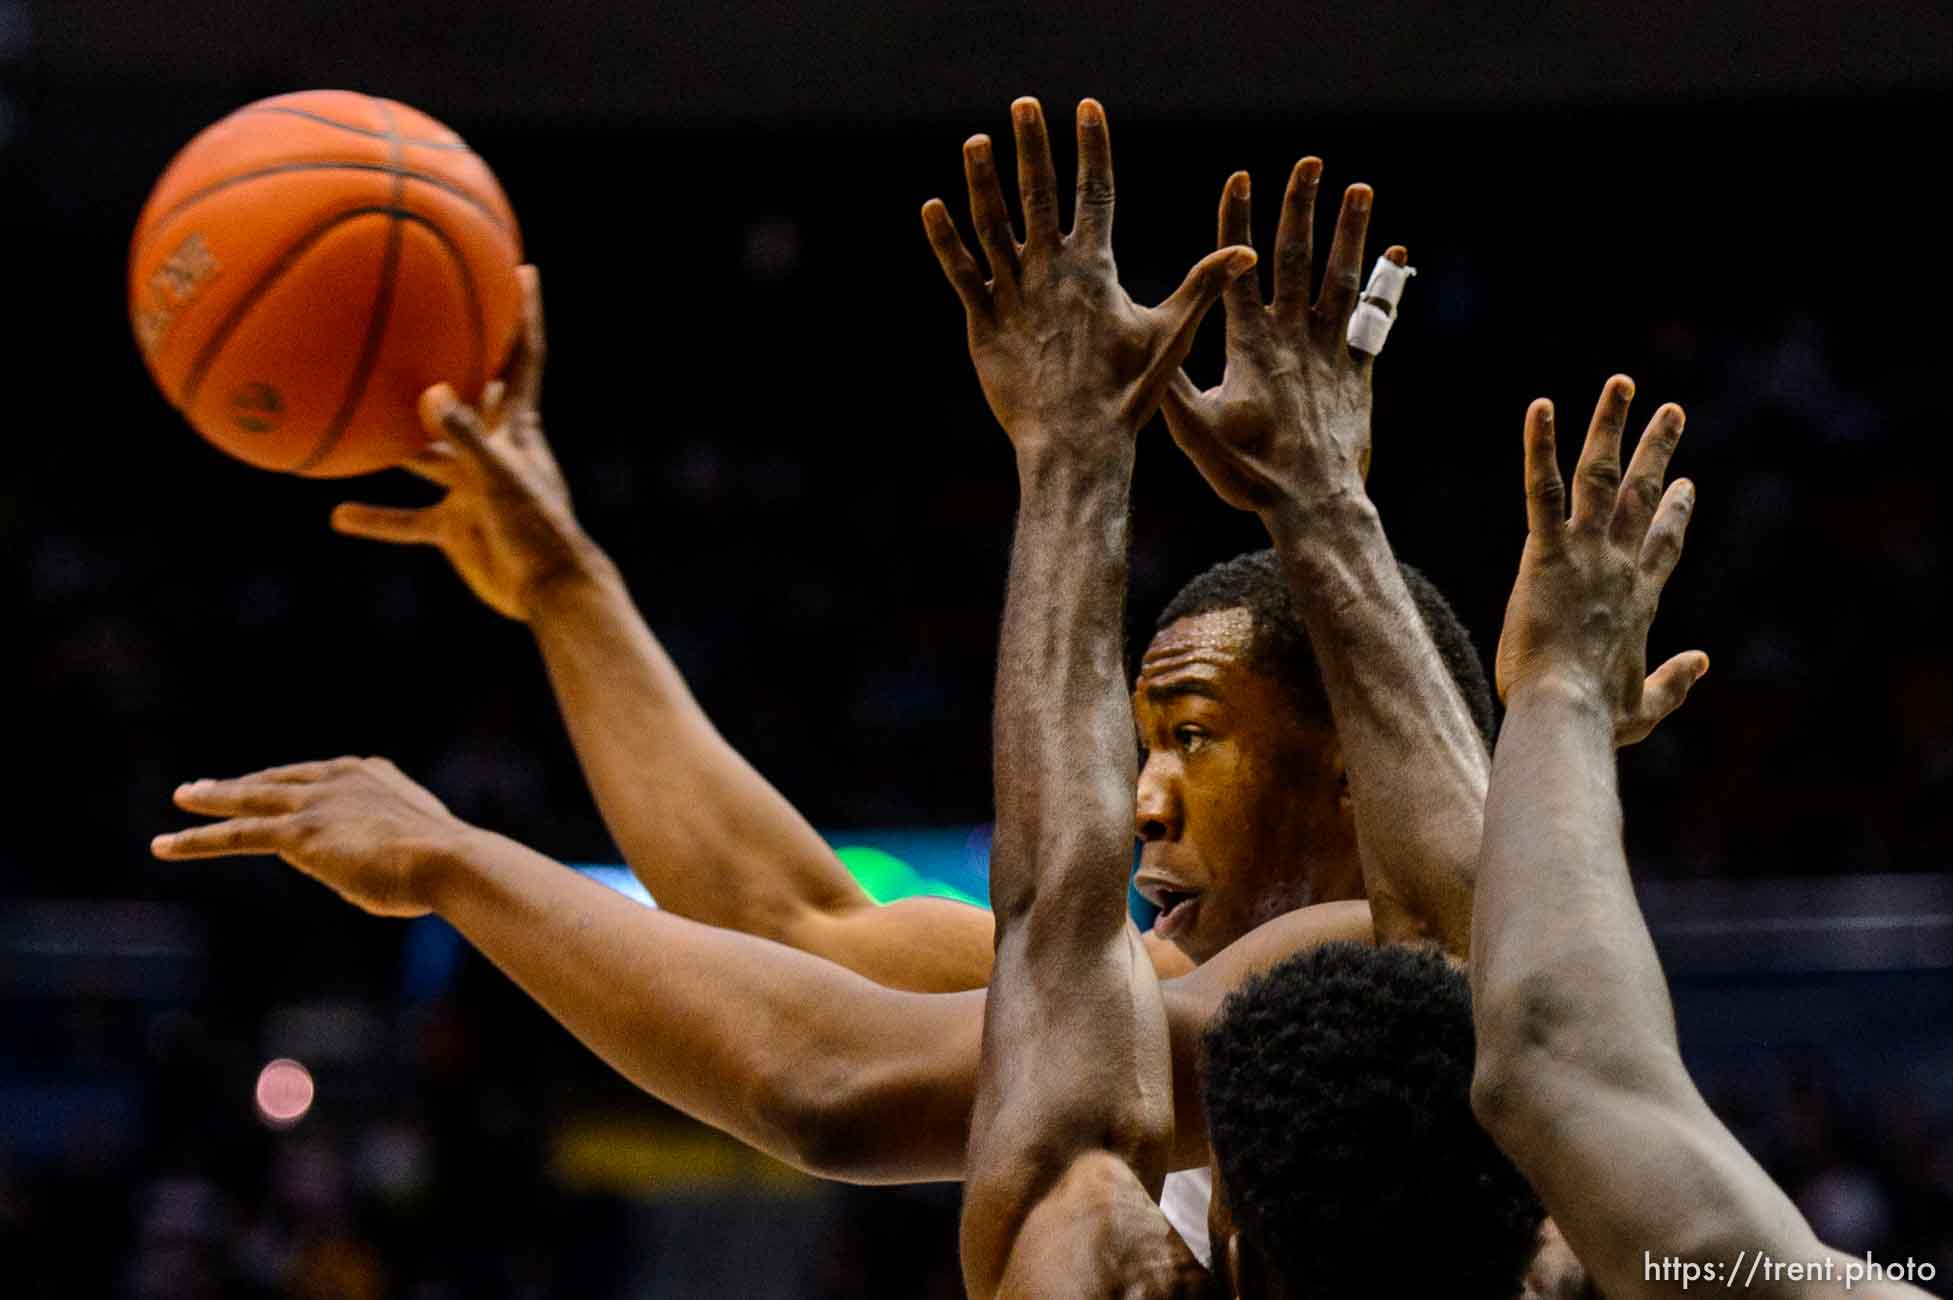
left=1261, top=488, right=1379, bottom=556
left=525, top=534, right=620, bottom=619
left=416, top=825, right=502, bottom=914
left=1502, top=669, right=1614, bottom=728
left=1013, top=437, right=1135, bottom=497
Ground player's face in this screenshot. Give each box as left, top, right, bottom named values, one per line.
left=1132, top=610, right=1361, bottom=965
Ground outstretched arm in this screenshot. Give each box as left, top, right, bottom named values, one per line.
left=1468, top=378, right=1930, bottom=1299
left=152, top=757, right=978, bottom=1180
left=332, top=267, right=996, bottom=993
left=1161, top=164, right=1488, bottom=956
left=926, top=97, right=1248, bottom=1297
left=151, top=751, right=1365, bottom=1185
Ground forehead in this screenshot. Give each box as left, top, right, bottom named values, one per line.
left=1137, top=608, right=1259, bottom=688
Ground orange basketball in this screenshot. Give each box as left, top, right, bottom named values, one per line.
left=128, top=90, right=524, bottom=477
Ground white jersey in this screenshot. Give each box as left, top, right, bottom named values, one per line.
left=1160, top=1166, right=1213, bottom=1266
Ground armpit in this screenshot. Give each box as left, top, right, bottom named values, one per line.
left=999, top=1153, right=1216, bottom=1299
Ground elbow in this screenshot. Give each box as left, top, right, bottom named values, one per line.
left=1468, top=1043, right=1531, bottom=1145
left=1469, top=970, right=1581, bottom=1142
left=746, top=1052, right=889, bottom=1183
left=1472, top=971, right=1695, bottom=1157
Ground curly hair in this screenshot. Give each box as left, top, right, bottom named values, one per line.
left=1201, top=941, right=1542, bottom=1298
left=1155, top=549, right=1496, bottom=748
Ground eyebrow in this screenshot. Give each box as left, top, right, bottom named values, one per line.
left=1142, top=679, right=1224, bottom=704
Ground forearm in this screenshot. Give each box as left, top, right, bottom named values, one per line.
left=988, top=444, right=1139, bottom=939
left=423, top=827, right=975, bottom=1182
left=526, top=552, right=871, bottom=933
left=1469, top=676, right=1677, bottom=1077
left=1263, top=492, right=1488, bottom=954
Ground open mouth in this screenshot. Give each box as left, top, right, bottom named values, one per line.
left=1138, top=881, right=1204, bottom=942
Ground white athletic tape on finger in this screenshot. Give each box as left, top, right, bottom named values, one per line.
left=1346, top=256, right=1416, bottom=356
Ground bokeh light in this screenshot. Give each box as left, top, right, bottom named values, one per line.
left=253, top=1058, right=314, bottom=1129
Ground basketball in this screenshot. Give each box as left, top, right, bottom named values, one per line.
left=128, top=90, right=524, bottom=477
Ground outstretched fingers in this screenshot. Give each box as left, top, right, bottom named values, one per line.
left=1611, top=403, right=1686, bottom=547
left=922, top=198, right=988, bottom=313
left=1344, top=243, right=1411, bottom=374
left=1071, top=99, right=1114, bottom=246
left=1570, top=374, right=1635, bottom=529
left=1638, top=476, right=1697, bottom=587
left=330, top=501, right=442, bottom=546
left=172, top=777, right=303, bottom=818
left=1523, top=398, right=1567, bottom=539
left=1217, top=172, right=1261, bottom=313
left=151, top=816, right=292, bottom=860
left=962, top=135, right=1021, bottom=291
left=1314, top=183, right=1372, bottom=328
left=1270, top=157, right=1322, bottom=326
left=1010, top=98, right=1061, bottom=246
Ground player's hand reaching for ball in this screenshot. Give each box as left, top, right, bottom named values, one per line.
left=921, top=97, right=1255, bottom=458
left=1162, top=162, right=1393, bottom=514
left=151, top=757, right=473, bottom=917
left=331, top=265, right=596, bottom=621
left=1493, top=375, right=1710, bottom=747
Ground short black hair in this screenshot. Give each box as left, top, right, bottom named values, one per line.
left=1201, top=941, right=1542, bottom=1299
left=1154, top=549, right=1495, bottom=748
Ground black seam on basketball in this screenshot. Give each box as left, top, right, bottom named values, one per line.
left=238, top=105, right=470, bottom=151
left=292, top=107, right=407, bottom=474
left=176, top=207, right=486, bottom=448
left=180, top=207, right=386, bottom=410
left=139, top=162, right=511, bottom=247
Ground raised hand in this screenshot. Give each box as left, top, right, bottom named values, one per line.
left=151, top=757, right=472, bottom=917
left=921, top=97, right=1254, bottom=455
left=331, top=266, right=594, bottom=622
left=1494, top=375, right=1709, bottom=746
left=1162, top=160, right=1391, bottom=514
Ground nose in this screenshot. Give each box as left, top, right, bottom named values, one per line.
left=1135, top=751, right=1181, bottom=843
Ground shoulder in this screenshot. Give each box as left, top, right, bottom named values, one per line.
left=1167, top=899, right=1375, bottom=1013
left=1001, top=1153, right=1216, bottom=1299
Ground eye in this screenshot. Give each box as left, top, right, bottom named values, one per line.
left=1174, top=724, right=1208, bottom=753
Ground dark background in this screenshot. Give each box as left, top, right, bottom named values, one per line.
left=6, top=2, right=1953, bottom=1296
